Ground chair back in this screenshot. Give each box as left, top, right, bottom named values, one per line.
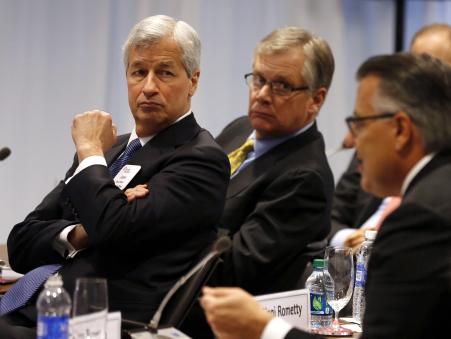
left=158, top=249, right=222, bottom=329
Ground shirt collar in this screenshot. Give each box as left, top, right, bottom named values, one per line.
left=251, top=121, right=314, bottom=158
left=401, top=153, right=435, bottom=195
left=128, top=110, right=192, bottom=147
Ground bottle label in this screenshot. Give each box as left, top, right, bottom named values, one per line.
left=37, top=315, right=69, bottom=339
left=310, top=292, right=332, bottom=315
left=355, top=262, right=367, bottom=288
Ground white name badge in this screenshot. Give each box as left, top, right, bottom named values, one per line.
left=255, top=289, right=310, bottom=331
left=114, top=165, right=141, bottom=190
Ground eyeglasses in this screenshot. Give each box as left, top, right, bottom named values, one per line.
left=244, top=73, right=309, bottom=96
left=345, top=113, right=396, bottom=136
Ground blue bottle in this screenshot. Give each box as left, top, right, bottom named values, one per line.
left=36, top=274, right=71, bottom=339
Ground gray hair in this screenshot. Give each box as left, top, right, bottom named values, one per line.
left=122, top=15, right=201, bottom=77
left=357, top=53, right=451, bottom=153
left=254, top=27, right=335, bottom=91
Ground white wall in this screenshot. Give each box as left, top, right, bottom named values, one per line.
left=0, top=0, right=450, bottom=242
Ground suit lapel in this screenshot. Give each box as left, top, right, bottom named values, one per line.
left=112, top=113, right=201, bottom=183
left=227, top=123, right=321, bottom=198
left=404, top=151, right=451, bottom=196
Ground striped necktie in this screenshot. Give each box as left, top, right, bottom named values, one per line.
left=228, top=139, right=254, bottom=175
left=0, top=139, right=143, bottom=315
left=109, top=138, right=142, bottom=178
left=0, top=264, right=62, bottom=315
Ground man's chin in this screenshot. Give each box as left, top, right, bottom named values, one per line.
left=250, top=116, right=273, bottom=133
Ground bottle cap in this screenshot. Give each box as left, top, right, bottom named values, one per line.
left=44, top=274, right=63, bottom=288
left=365, top=230, right=377, bottom=240
left=312, top=259, right=325, bottom=269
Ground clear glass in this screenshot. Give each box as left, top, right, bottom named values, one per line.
left=72, top=278, right=108, bottom=339
left=313, top=246, right=354, bottom=336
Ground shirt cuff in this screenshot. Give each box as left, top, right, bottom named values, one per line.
left=329, top=228, right=355, bottom=247
left=261, top=317, right=293, bottom=339
left=65, top=155, right=107, bottom=184
left=52, top=224, right=85, bottom=259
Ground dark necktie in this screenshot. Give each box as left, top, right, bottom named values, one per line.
left=0, top=138, right=143, bottom=315
left=109, top=138, right=142, bottom=178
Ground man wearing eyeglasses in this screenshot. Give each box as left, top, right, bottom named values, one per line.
left=329, top=22, right=451, bottom=253
left=210, top=27, right=335, bottom=296
left=201, top=52, right=451, bottom=339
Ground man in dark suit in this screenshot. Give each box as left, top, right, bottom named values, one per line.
left=211, top=27, right=335, bottom=296
left=0, top=15, right=229, bottom=336
left=329, top=22, right=451, bottom=251
left=200, top=53, right=451, bottom=339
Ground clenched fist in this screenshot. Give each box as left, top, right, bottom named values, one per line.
left=71, top=110, right=117, bottom=162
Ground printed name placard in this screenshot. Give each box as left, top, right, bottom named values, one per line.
left=255, top=288, right=310, bottom=330
left=70, top=311, right=121, bottom=339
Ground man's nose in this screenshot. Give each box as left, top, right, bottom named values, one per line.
left=342, top=131, right=356, bottom=149
left=255, top=83, right=272, bottom=103
left=143, top=74, right=158, bottom=95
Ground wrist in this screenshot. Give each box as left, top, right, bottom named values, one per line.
left=76, top=144, right=103, bottom=162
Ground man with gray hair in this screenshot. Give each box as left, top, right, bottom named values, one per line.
left=329, top=22, right=451, bottom=253
left=211, top=27, right=335, bottom=294
left=201, top=52, right=451, bottom=339
left=0, top=15, right=229, bottom=337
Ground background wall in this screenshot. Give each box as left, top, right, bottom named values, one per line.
left=0, top=0, right=450, bottom=242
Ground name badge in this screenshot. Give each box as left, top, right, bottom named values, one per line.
left=113, top=165, right=141, bottom=190
left=255, top=289, right=310, bottom=331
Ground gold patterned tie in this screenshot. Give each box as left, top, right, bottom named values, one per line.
left=228, top=139, right=255, bottom=175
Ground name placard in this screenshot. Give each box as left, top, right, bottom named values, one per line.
left=255, top=289, right=310, bottom=330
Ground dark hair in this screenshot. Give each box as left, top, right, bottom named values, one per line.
left=357, top=53, right=451, bottom=152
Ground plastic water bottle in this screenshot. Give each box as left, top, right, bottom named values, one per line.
left=36, top=274, right=71, bottom=339
left=305, top=259, right=332, bottom=329
left=352, top=230, right=377, bottom=324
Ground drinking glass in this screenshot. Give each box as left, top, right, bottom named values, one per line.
left=72, top=278, right=108, bottom=339
left=315, top=246, right=354, bottom=336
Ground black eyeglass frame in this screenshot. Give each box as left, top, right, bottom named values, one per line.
left=345, top=112, right=396, bottom=136
left=244, top=73, right=310, bottom=96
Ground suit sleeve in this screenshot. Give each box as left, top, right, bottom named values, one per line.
left=7, top=157, right=80, bottom=273
left=64, top=143, right=229, bottom=251
left=329, top=153, right=381, bottom=243
left=218, top=168, right=331, bottom=293
left=329, top=154, right=363, bottom=240
left=361, top=203, right=450, bottom=338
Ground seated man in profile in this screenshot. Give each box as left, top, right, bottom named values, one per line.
left=0, top=15, right=229, bottom=337
left=201, top=52, right=451, bottom=339
left=329, top=22, right=451, bottom=251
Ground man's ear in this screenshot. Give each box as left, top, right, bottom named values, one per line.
left=306, top=87, right=327, bottom=119
left=188, top=70, right=200, bottom=97
left=393, top=111, right=415, bottom=152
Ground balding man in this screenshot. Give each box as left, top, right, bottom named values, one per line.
left=411, top=23, right=451, bottom=64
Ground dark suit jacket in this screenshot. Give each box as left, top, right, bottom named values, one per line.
left=213, top=116, right=334, bottom=294
left=328, top=153, right=382, bottom=243
left=285, top=151, right=451, bottom=339
left=6, top=114, right=230, bottom=323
